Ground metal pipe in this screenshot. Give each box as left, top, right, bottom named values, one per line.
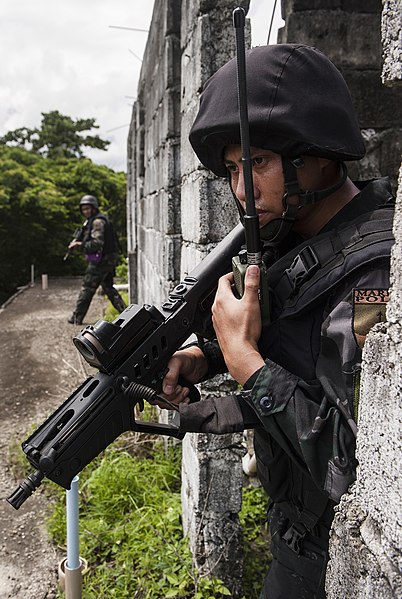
left=65, top=475, right=82, bottom=598
left=66, top=476, right=80, bottom=569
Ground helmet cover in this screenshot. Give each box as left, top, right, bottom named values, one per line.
left=189, top=44, right=366, bottom=177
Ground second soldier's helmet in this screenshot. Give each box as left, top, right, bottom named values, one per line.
left=79, top=194, right=99, bottom=211
left=189, top=44, right=366, bottom=177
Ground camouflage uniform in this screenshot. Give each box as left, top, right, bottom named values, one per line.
left=178, top=178, right=394, bottom=598
left=70, top=213, right=126, bottom=324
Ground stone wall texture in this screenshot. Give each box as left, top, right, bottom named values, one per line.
left=324, top=2, right=402, bottom=597
left=127, top=0, right=402, bottom=596
left=127, top=1, right=249, bottom=596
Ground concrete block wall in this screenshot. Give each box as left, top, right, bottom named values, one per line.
left=127, top=1, right=250, bottom=596
left=180, top=4, right=251, bottom=595
left=128, top=0, right=401, bottom=596
left=279, top=1, right=401, bottom=596
left=127, top=0, right=182, bottom=307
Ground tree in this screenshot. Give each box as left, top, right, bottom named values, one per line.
left=0, top=110, right=110, bottom=159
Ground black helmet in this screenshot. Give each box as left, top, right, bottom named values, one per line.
left=189, top=44, right=365, bottom=177
left=79, top=194, right=99, bottom=210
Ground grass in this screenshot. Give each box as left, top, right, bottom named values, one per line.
left=46, top=437, right=233, bottom=598
left=240, top=485, right=271, bottom=597
left=98, top=296, right=272, bottom=597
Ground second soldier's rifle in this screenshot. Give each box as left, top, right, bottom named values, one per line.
left=7, top=223, right=244, bottom=509
left=63, top=226, right=84, bottom=261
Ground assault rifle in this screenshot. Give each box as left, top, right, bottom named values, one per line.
left=63, top=226, right=84, bottom=261
left=7, top=223, right=244, bottom=509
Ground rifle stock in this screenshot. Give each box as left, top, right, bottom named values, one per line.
left=7, top=223, right=244, bottom=509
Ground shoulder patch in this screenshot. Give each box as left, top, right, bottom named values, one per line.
left=353, top=289, right=389, bottom=348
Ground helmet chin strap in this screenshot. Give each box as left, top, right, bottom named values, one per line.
left=231, top=158, right=348, bottom=249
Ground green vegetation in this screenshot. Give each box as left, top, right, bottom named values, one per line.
left=47, top=439, right=232, bottom=598
left=3, top=109, right=271, bottom=598
left=240, top=485, right=271, bottom=597
left=44, top=438, right=269, bottom=598
left=0, top=142, right=127, bottom=305
left=103, top=290, right=129, bottom=321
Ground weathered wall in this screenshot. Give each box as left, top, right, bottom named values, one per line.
left=325, top=2, right=402, bottom=597
left=278, top=3, right=402, bottom=597
left=127, top=1, right=249, bottom=596
left=179, top=3, right=248, bottom=596
left=127, top=0, right=182, bottom=307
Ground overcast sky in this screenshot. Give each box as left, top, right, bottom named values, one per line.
left=0, top=1, right=283, bottom=173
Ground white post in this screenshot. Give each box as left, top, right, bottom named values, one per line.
left=64, top=476, right=83, bottom=599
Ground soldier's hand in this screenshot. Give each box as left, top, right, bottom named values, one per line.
left=68, top=240, right=82, bottom=250
left=157, top=346, right=208, bottom=409
left=212, top=265, right=265, bottom=385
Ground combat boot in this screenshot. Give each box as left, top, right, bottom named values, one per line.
left=67, top=314, right=83, bottom=325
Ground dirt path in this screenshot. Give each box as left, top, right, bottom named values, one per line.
left=0, top=278, right=107, bottom=599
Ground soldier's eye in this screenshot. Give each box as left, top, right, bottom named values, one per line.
left=253, top=156, right=269, bottom=167
left=225, top=163, right=238, bottom=174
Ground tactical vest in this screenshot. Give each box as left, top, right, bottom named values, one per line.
left=252, top=202, right=394, bottom=542
left=83, top=213, right=119, bottom=256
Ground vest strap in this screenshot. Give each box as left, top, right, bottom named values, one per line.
left=271, top=209, right=394, bottom=307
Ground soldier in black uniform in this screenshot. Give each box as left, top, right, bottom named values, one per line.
left=159, top=45, right=395, bottom=598
left=68, top=195, right=126, bottom=325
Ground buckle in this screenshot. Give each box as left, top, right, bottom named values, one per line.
left=283, top=179, right=301, bottom=198
left=282, top=523, right=306, bottom=554
left=285, top=246, right=319, bottom=292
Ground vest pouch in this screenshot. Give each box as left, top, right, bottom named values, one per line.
left=86, top=251, right=103, bottom=264
left=298, top=397, right=357, bottom=503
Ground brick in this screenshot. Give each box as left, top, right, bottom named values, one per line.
left=282, top=11, right=382, bottom=68
left=340, top=69, right=402, bottom=128
left=281, top=0, right=379, bottom=13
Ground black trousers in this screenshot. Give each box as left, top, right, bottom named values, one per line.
left=73, top=265, right=126, bottom=321
left=259, top=504, right=328, bottom=599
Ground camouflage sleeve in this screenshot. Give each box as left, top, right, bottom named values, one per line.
left=179, top=394, right=245, bottom=433
left=82, top=218, right=105, bottom=254
left=242, top=267, right=390, bottom=502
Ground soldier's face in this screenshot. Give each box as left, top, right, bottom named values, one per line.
left=81, top=205, right=95, bottom=218
left=223, top=145, right=328, bottom=230
left=224, top=145, right=284, bottom=228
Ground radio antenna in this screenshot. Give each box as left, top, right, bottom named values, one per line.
left=233, top=6, right=262, bottom=265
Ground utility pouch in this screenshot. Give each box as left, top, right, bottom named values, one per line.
left=86, top=251, right=103, bottom=264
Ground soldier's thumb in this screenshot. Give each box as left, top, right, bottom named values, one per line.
left=244, top=265, right=260, bottom=295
